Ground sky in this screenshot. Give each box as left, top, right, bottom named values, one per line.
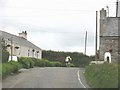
left=0, top=0, right=117, bottom=56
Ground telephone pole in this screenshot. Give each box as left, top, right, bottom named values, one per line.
left=116, top=0, right=119, bottom=17
left=84, top=31, right=87, bottom=55
left=8, top=37, right=13, bottom=61
left=11, top=37, right=13, bottom=61
left=95, top=11, right=98, bottom=61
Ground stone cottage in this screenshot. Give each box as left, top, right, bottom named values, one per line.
left=0, top=30, right=42, bottom=60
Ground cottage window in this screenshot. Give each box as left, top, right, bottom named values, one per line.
left=15, top=46, right=19, bottom=49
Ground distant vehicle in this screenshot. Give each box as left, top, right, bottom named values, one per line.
left=8, top=56, right=18, bottom=62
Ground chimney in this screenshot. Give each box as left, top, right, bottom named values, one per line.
left=100, top=8, right=107, bottom=36
left=19, top=31, right=27, bottom=39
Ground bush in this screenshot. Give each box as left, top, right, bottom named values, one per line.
left=0, top=64, right=2, bottom=76
left=31, top=58, right=40, bottom=66
left=2, top=63, right=14, bottom=77
left=35, top=59, right=48, bottom=67
left=19, top=57, right=63, bottom=67
left=2, top=50, right=9, bottom=63
left=9, top=61, right=22, bottom=72
left=2, top=61, right=22, bottom=78
left=46, top=61, right=62, bottom=67
left=18, top=57, right=34, bottom=69
left=46, top=62, right=56, bottom=67
left=34, top=59, right=63, bottom=67
left=29, top=59, right=34, bottom=68
left=52, top=62, right=62, bottom=67
left=69, top=63, right=75, bottom=67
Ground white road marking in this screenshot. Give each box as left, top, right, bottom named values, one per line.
left=77, top=70, right=86, bottom=88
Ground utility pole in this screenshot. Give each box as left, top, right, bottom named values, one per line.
left=95, top=11, right=98, bottom=61
left=9, top=37, right=13, bottom=61
left=116, top=0, right=119, bottom=17
left=84, top=31, right=87, bottom=55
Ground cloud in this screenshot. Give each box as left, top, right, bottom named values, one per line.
left=1, top=18, right=96, bottom=55
left=1, top=0, right=116, bottom=56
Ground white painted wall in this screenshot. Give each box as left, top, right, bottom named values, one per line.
left=6, top=42, right=42, bottom=59
left=104, top=52, right=111, bottom=63
left=20, top=46, right=29, bottom=57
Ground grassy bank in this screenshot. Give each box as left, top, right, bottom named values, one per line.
left=84, top=64, right=118, bottom=88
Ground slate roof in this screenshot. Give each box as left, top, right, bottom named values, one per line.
left=0, top=30, right=42, bottom=50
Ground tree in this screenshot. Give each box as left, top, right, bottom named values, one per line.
left=2, top=38, right=9, bottom=63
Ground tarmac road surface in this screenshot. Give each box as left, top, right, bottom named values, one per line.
left=2, top=67, right=89, bottom=88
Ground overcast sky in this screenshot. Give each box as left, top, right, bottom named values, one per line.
left=0, top=0, right=117, bottom=56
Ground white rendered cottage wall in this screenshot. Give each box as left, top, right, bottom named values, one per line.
left=19, top=46, right=29, bottom=57
left=19, top=46, right=41, bottom=59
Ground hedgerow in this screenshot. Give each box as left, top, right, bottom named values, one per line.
left=2, top=61, right=22, bottom=78
left=18, top=57, right=34, bottom=69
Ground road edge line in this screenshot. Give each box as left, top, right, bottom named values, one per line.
left=77, top=70, right=86, bottom=88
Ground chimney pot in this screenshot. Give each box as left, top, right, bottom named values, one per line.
left=19, top=31, right=27, bottom=39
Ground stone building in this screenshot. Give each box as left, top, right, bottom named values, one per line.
left=99, top=8, right=120, bottom=63
left=0, top=30, right=42, bottom=59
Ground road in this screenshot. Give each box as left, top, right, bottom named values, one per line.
left=2, top=67, right=89, bottom=88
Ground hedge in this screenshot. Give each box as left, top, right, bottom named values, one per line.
left=35, top=59, right=48, bottom=67
left=18, top=57, right=34, bottom=69
left=8, top=61, right=22, bottom=72
left=2, top=61, right=22, bottom=78
left=18, top=57, right=72, bottom=67
left=30, top=58, right=40, bottom=66
left=50, top=61, right=62, bottom=67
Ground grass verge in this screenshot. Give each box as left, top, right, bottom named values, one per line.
left=84, top=64, right=118, bottom=88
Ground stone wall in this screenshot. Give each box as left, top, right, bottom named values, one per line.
left=102, top=18, right=119, bottom=36
left=99, top=36, right=119, bottom=63
left=99, top=11, right=120, bottom=63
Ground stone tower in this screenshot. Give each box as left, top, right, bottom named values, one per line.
left=99, top=8, right=120, bottom=63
